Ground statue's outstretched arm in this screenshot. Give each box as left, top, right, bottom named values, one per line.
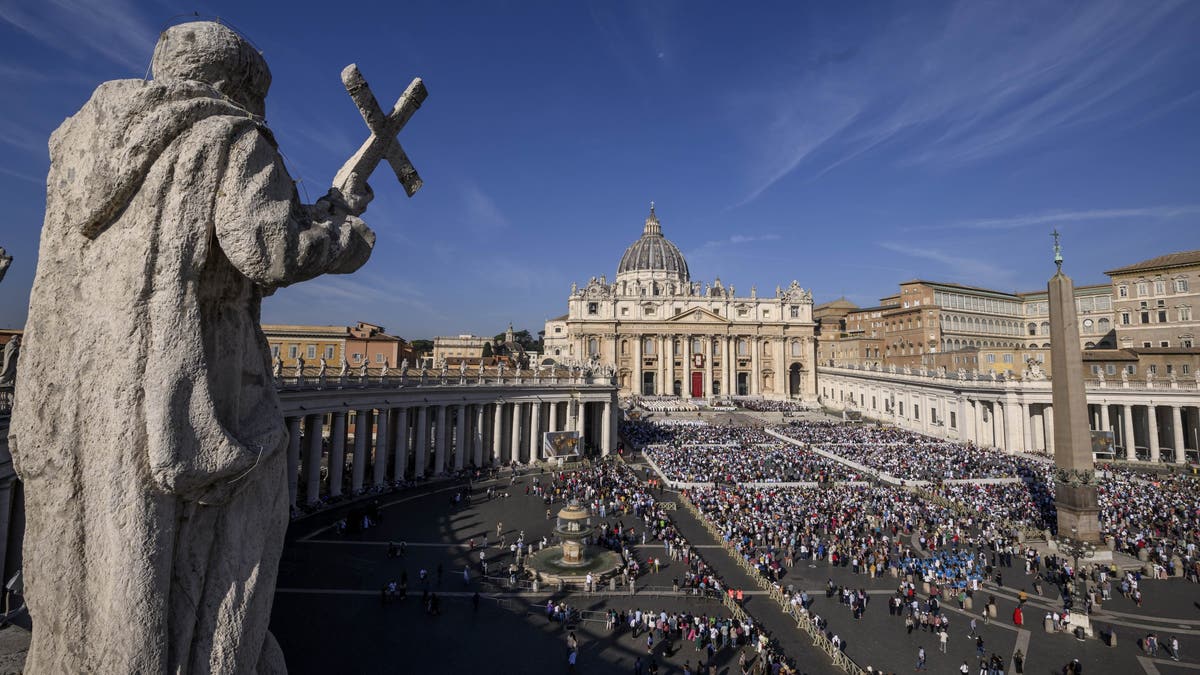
left=214, top=127, right=375, bottom=290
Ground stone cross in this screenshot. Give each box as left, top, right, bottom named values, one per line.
left=334, top=65, right=427, bottom=206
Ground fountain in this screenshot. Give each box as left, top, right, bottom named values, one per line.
left=525, top=501, right=623, bottom=584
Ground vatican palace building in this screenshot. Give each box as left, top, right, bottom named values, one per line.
left=543, top=204, right=817, bottom=400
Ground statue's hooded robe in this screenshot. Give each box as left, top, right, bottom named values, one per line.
left=10, top=22, right=373, bottom=673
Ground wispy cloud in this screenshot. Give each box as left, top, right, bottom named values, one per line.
left=0, top=118, right=48, bottom=156
left=734, top=0, right=1199, bottom=204
left=0, top=0, right=158, bottom=73
left=685, top=233, right=781, bottom=258
left=908, top=205, right=1200, bottom=231
left=878, top=241, right=1015, bottom=288
left=460, top=182, right=509, bottom=231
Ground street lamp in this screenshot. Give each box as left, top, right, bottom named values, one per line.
left=1054, top=526, right=1098, bottom=609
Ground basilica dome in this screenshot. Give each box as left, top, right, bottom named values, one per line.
left=616, top=203, right=690, bottom=285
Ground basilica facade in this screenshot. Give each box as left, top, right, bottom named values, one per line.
left=544, top=205, right=817, bottom=400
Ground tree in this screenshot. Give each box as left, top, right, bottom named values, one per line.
left=481, top=342, right=493, bottom=358
left=410, top=339, right=433, bottom=355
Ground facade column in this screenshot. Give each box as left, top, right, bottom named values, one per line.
left=633, top=334, right=643, bottom=396
left=372, top=408, right=390, bottom=487
left=434, top=405, right=448, bottom=475
left=1148, top=405, right=1160, bottom=463
left=1044, top=405, right=1055, bottom=454
left=1122, top=404, right=1136, bottom=458
left=972, top=400, right=984, bottom=446
left=682, top=336, right=691, bottom=398
left=704, top=337, right=714, bottom=398
left=662, top=335, right=672, bottom=396
left=568, top=397, right=579, bottom=433
left=286, top=416, right=302, bottom=509
left=351, top=409, right=371, bottom=492
left=994, top=401, right=1008, bottom=453
left=510, top=402, right=523, bottom=464
left=528, top=401, right=541, bottom=463
left=328, top=411, right=347, bottom=497
left=393, top=407, right=409, bottom=481
left=1100, top=403, right=1111, bottom=434
left=473, top=405, right=485, bottom=467
left=492, top=403, right=503, bottom=464
left=414, top=406, right=428, bottom=478
left=774, top=338, right=786, bottom=397
left=751, top=336, right=761, bottom=395
left=548, top=400, right=559, bottom=433
left=601, top=400, right=612, bottom=455
left=453, top=405, right=467, bottom=471
left=305, top=415, right=325, bottom=504
left=1172, top=405, right=1186, bottom=464
left=721, top=336, right=732, bottom=397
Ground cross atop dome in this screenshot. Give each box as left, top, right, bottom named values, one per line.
left=644, top=201, right=662, bottom=236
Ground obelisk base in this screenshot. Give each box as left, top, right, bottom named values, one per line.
left=1055, top=481, right=1102, bottom=543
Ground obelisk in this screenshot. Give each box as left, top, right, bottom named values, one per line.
left=1048, top=230, right=1101, bottom=542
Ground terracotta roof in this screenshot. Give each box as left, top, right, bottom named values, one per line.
left=1105, top=250, right=1200, bottom=276
left=548, top=313, right=569, bottom=322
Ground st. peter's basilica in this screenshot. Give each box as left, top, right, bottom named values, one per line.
left=543, top=204, right=817, bottom=400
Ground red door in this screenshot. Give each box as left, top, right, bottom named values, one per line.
left=691, top=372, right=703, bottom=398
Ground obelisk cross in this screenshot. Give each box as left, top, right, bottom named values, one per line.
left=334, top=64, right=428, bottom=205
left=1051, top=228, right=1063, bottom=270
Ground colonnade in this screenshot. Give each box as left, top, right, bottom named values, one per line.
left=819, top=366, right=1200, bottom=464
left=282, top=396, right=616, bottom=509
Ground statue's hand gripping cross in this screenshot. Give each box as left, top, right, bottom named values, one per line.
left=333, top=64, right=427, bottom=213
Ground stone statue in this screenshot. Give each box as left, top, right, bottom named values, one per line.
left=498, top=361, right=506, bottom=378
left=0, top=335, right=20, bottom=386
left=1023, top=358, right=1047, bottom=381
left=295, top=355, right=306, bottom=378
left=439, top=359, right=448, bottom=378
left=400, top=357, right=409, bottom=374
left=380, top=358, right=389, bottom=377
left=272, top=355, right=283, bottom=379
left=478, top=361, right=485, bottom=376
left=317, top=357, right=328, bottom=378
left=1145, top=369, right=1154, bottom=385
left=359, top=359, right=370, bottom=378
left=8, top=22, right=378, bottom=674
left=571, top=281, right=577, bottom=295
left=0, top=246, right=11, bottom=284
left=459, top=360, right=467, bottom=376
left=1121, top=369, right=1129, bottom=384
left=339, top=358, right=350, bottom=377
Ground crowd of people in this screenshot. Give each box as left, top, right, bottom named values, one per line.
left=772, top=421, right=1028, bottom=481
left=732, top=398, right=811, bottom=413
left=646, top=442, right=857, bottom=483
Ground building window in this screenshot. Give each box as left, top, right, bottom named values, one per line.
left=271, top=345, right=280, bottom=357
left=1137, top=282, right=1148, bottom=296
left=1120, top=313, right=1131, bottom=325
left=763, top=310, right=771, bottom=319
left=1148, top=364, right=1158, bottom=375
left=1126, top=365, right=1137, bottom=375
left=949, top=411, right=956, bottom=429
left=1143, top=342, right=1152, bottom=348
left=325, top=346, right=335, bottom=359
left=1106, top=364, right=1117, bottom=375
left=1158, top=310, right=1168, bottom=323
left=1141, top=311, right=1150, bottom=324
left=790, top=306, right=799, bottom=318
left=352, top=352, right=362, bottom=361
left=913, top=406, right=919, bottom=420
left=737, top=308, right=748, bottom=317
left=307, top=345, right=317, bottom=359
left=1098, top=318, right=1111, bottom=332
left=588, top=338, right=599, bottom=357
left=1003, top=354, right=1013, bottom=363
left=288, top=345, right=298, bottom=359
left=1180, top=307, right=1192, bottom=321
left=620, top=340, right=628, bottom=355
left=376, top=353, right=384, bottom=363
left=791, top=341, right=801, bottom=357
left=645, top=306, right=656, bottom=316
left=737, top=339, right=748, bottom=356
left=1183, top=364, right=1191, bottom=374
left=644, top=338, right=655, bottom=355
left=986, top=354, right=995, bottom=363
left=1091, top=365, right=1101, bottom=375
left=620, top=307, right=629, bottom=316
left=587, top=302, right=598, bottom=315
left=1184, top=339, right=1194, bottom=348
left=1160, top=341, right=1170, bottom=348
left=1167, top=364, right=1174, bottom=374
left=1176, top=279, right=1189, bottom=292
left=1155, top=280, right=1167, bottom=295
left=1118, top=285, right=1128, bottom=298
left=554, top=326, right=563, bottom=334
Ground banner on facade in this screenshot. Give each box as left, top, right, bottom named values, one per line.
left=543, top=431, right=581, bottom=459
left=1090, top=430, right=1115, bottom=459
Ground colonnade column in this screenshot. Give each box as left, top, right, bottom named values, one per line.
left=304, top=415, right=324, bottom=504
left=548, top=400, right=558, bottom=433
left=1122, top=404, right=1136, bottom=458
left=414, top=406, right=428, bottom=478
left=1172, top=406, right=1185, bottom=464
left=393, top=407, right=409, bottom=481
left=1019, top=403, right=1032, bottom=454
left=601, top=400, right=612, bottom=455
left=286, top=416, right=302, bottom=509
left=1148, top=405, right=1161, bottom=463
left=473, top=405, right=485, bottom=467
left=454, top=405, right=467, bottom=471
left=351, top=409, right=371, bottom=492
left=528, top=402, right=541, bottom=464
left=1100, top=404, right=1111, bottom=435
left=328, top=411, right=347, bottom=497
left=1044, top=405, right=1055, bottom=454
left=972, top=400, right=984, bottom=446
left=682, top=337, right=691, bottom=399
left=372, top=408, right=390, bottom=487
left=569, top=398, right=579, bottom=433
left=434, top=405, right=448, bottom=475
left=510, top=402, right=523, bottom=464
left=633, top=334, right=643, bottom=395
left=994, top=401, right=1008, bottom=453
left=492, top=403, right=503, bottom=464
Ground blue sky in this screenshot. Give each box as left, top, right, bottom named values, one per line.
left=2, top=1, right=1199, bottom=339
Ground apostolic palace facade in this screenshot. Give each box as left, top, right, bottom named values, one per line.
left=543, top=204, right=817, bottom=400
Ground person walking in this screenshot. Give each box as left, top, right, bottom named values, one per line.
left=916, top=646, right=927, bottom=671
left=939, top=630, right=948, bottom=653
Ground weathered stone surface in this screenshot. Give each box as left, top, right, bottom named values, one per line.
left=9, top=21, right=374, bottom=673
